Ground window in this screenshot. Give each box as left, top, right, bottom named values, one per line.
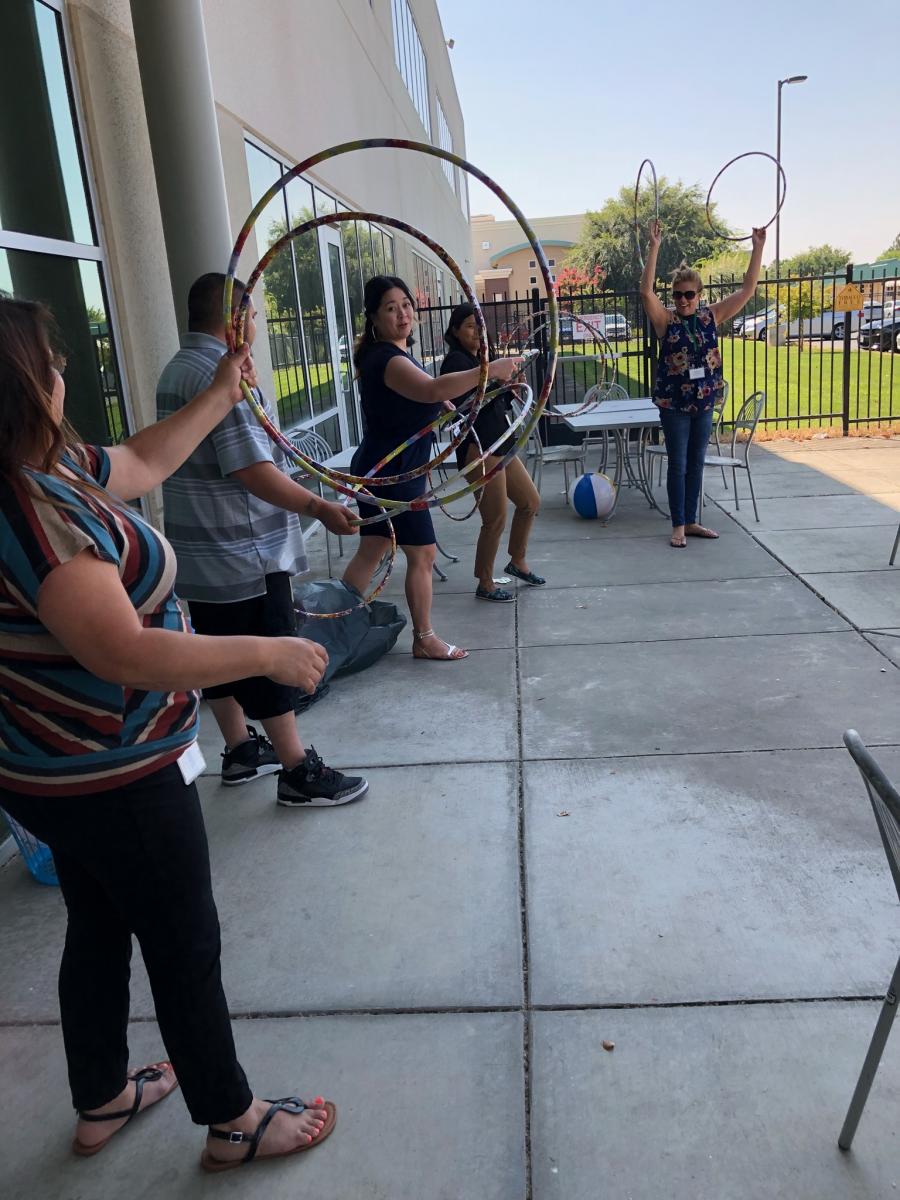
left=0, top=0, right=127, bottom=445
left=530, top=276, right=537, bottom=285
left=529, top=259, right=536, bottom=268
left=435, top=97, right=455, bottom=190
left=391, top=0, right=430, bottom=135
left=481, top=240, right=491, bottom=250
left=548, top=258, right=556, bottom=266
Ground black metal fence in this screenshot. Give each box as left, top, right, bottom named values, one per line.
left=417, top=266, right=900, bottom=434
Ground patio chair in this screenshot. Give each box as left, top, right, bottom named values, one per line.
left=645, top=381, right=732, bottom=491
left=289, top=428, right=342, bottom=576
left=512, top=390, right=585, bottom=502
left=837, top=730, right=900, bottom=1152
left=702, top=390, right=766, bottom=521
left=581, top=381, right=629, bottom=472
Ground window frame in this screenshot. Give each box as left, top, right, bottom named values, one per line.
left=0, top=0, right=136, bottom=445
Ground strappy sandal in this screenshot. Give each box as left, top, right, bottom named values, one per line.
left=685, top=524, right=719, bottom=539
left=412, top=629, right=468, bottom=660
left=504, top=561, right=546, bottom=586
left=72, top=1062, right=178, bottom=1157
left=201, top=1096, right=337, bottom=1173
left=670, top=534, right=687, bottom=549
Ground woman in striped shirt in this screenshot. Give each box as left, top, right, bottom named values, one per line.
left=0, top=299, right=336, bottom=1171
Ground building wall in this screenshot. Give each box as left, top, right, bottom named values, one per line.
left=470, top=212, right=586, bottom=297
left=62, top=0, right=469, bottom=446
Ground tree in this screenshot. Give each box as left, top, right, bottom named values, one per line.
left=695, top=247, right=750, bottom=286
left=257, top=209, right=325, bottom=318
left=778, top=244, right=850, bottom=277
left=876, top=233, right=900, bottom=262
left=568, top=177, right=735, bottom=292
left=554, top=263, right=605, bottom=294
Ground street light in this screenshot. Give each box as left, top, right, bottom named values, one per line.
left=775, top=74, right=808, bottom=277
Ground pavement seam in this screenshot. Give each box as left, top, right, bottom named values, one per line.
left=711, top=498, right=900, bottom=673
left=513, top=592, right=534, bottom=1200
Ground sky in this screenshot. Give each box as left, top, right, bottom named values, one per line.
left=436, top=0, right=899, bottom=265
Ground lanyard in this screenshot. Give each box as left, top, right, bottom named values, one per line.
left=680, top=315, right=703, bottom=364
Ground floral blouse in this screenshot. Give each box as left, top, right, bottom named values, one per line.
left=652, top=308, right=724, bottom=414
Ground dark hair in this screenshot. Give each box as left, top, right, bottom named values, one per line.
left=353, top=275, right=416, bottom=370
left=444, top=302, right=495, bottom=358
left=187, top=272, right=246, bottom=333
left=0, top=297, right=88, bottom=484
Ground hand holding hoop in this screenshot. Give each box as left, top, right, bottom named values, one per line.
left=706, top=151, right=786, bottom=242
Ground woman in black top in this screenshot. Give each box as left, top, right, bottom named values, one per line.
left=342, top=277, right=520, bottom=660
left=439, top=304, right=544, bottom=602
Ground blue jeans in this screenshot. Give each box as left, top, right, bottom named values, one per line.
left=658, top=407, right=714, bottom=527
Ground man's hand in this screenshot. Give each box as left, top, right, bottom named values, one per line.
left=212, top=343, right=257, bottom=405
left=315, top=498, right=359, bottom=536
left=267, top=637, right=329, bottom=693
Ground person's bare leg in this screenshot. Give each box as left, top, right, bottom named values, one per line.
left=260, top=711, right=305, bottom=771
left=342, top=535, right=390, bottom=596
left=75, top=1063, right=178, bottom=1150
left=406, top=543, right=466, bottom=659
left=207, top=697, right=250, bottom=750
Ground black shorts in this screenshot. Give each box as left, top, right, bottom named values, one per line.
left=188, top=572, right=297, bottom=720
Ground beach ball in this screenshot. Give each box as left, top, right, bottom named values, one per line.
left=570, top=472, right=616, bottom=519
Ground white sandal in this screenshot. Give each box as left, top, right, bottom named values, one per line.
left=412, top=628, right=468, bottom=661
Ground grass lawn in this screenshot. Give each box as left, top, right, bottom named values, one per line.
left=271, top=361, right=336, bottom=426
left=554, top=339, right=900, bottom=428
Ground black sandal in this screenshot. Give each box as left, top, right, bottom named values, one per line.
left=201, top=1096, right=337, bottom=1173
left=73, top=1063, right=177, bottom=1157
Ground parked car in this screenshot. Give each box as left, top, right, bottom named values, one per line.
left=733, top=306, right=782, bottom=339
left=858, top=313, right=900, bottom=352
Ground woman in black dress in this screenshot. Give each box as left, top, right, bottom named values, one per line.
left=440, top=303, right=544, bottom=602
left=342, top=276, right=521, bottom=660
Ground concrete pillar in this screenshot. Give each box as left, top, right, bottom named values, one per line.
left=129, top=0, right=232, bottom=330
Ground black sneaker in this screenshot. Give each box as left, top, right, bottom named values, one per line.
left=276, top=746, right=369, bottom=808
left=220, top=726, right=280, bottom=787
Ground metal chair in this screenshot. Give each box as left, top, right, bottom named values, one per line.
left=289, top=428, right=343, bottom=576
left=837, top=730, right=900, bottom=1152
left=581, top=381, right=629, bottom=472
left=645, top=381, right=732, bottom=490
left=702, top=390, right=766, bottom=521
left=513, top=390, right=585, bottom=502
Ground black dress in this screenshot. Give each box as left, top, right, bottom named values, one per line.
left=351, top=342, right=443, bottom=546
left=439, top=348, right=516, bottom=470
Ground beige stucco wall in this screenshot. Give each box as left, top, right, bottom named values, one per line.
left=471, top=212, right=586, bottom=281
left=61, top=0, right=469, bottom=462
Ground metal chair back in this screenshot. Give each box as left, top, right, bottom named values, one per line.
left=844, top=730, right=900, bottom=900
left=583, top=381, right=629, bottom=406
left=837, top=729, right=900, bottom=1151
left=729, top=391, right=766, bottom=459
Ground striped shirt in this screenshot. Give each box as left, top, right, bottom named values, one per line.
left=157, top=332, right=307, bottom=603
left=0, top=447, right=198, bottom=796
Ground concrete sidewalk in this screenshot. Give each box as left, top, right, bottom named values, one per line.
left=2, top=439, right=899, bottom=1198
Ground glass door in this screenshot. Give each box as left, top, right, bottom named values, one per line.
left=319, top=225, right=360, bottom=448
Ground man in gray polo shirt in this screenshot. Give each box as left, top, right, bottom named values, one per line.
left=157, top=273, right=367, bottom=808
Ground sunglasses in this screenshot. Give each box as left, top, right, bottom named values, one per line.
left=672, top=290, right=697, bottom=301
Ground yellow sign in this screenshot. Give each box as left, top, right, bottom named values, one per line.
left=834, top=283, right=864, bottom=312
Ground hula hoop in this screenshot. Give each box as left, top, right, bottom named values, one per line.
left=517, top=308, right=617, bottom=416
left=633, top=158, right=659, bottom=269
left=705, top=151, right=787, bottom=242
left=225, top=139, right=558, bottom=615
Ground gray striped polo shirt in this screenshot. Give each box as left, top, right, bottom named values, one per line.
left=157, top=332, right=308, bottom=603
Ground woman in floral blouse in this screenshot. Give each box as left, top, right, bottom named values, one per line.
left=641, top=220, right=765, bottom=547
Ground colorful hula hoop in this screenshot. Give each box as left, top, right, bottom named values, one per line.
left=633, top=158, right=659, bottom=270
left=705, top=151, right=787, bottom=242
left=224, top=139, right=558, bottom=615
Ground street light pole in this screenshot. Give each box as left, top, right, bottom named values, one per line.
left=775, top=74, right=807, bottom=279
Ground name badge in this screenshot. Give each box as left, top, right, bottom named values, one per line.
left=177, top=742, right=207, bottom=785
left=689, top=367, right=706, bottom=381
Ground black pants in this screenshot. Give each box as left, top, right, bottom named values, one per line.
left=188, top=572, right=297, bottom=720
left=0, top=764, right=252, bottom=1125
